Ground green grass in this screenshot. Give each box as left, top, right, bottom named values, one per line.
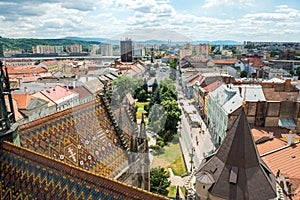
left=151, top=141, right=187, bottom=176
left=180, top=186, right=185, bottom=196
left=136, top=102, right=149, bottom=119
left=168, top=185, right=177, bottom=197
left=169, top=156, right=186, bottom=176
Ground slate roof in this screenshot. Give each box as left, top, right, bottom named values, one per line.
left=0, top=141, right=168, bottom=200
left=196, top=109, right=277, bottom=200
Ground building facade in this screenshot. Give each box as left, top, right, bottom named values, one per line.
left=194, top=44, right=211, bottom=57
left=66, top=44, right=82, bottom=53
left=101, top=43, right=113, bottom=56
left=121, top=39, right=133, bottom=62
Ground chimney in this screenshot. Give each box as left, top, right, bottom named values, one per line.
left=73, top=81, right=76, bottom=89
left=239, top=86, right=242, bottom=97
left=269, top=131, right=274, bottom=139
left=287, top=130, right=295, bottom=146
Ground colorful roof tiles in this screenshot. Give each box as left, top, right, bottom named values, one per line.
left=18, top=98, right=129, bottom=178
left=0, top=141, right=168, bottom=200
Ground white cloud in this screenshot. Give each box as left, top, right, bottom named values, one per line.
left=202, top=0, right=253, bottom=8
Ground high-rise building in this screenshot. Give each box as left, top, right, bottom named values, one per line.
left=195, top=44, right=211, bottom=56
left=0, top=40, right=3, bottom=57
left=120, top=39, right=133, bottom=62
left=101, top=43, right=113, bottom=56
left=89, top=44, right=100, bottom=55
left=32, top=45, right=64, bottom=54
left=66, top=44, right=82, bottom=53
left=134, top=44, right=145, bottom=57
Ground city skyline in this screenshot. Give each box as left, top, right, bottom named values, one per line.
left=0, top=0, right=299, bottom=42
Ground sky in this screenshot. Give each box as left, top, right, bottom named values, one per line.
left=0, top=0, right=300, bottom=42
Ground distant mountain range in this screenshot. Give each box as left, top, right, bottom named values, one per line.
left=64, top=37, right=242, bottom=46
left=65, top=29, right=242, bottom=45
left=1, top=35, right=242, bottom=54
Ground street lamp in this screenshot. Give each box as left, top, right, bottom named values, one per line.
left=189, top=147, right=195, bottom=173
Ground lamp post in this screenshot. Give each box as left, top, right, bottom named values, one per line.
left=189, top=147, right=195, bottom=174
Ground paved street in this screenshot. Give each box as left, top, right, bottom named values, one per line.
left=176, top=70, right=215, bottom=174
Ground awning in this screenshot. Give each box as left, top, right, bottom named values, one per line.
left=278, top=118, right=296, bottom=128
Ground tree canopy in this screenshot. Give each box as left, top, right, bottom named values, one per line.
left=150, top=167, right=170, bottom=196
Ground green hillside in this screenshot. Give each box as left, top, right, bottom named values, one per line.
left=0, top=37, right=100, bottom=53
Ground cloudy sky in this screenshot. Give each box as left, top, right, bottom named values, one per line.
left=0, top=0, right=299, bottom=41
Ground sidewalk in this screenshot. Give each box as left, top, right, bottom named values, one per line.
left=168, top=168, right=188, bottom=200
left=178, top=101, right=215, bottom=174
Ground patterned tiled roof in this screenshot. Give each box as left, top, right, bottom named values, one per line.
left=0, top=141, right=168, bottom=200
left=18, top=98, right=129, bottom=178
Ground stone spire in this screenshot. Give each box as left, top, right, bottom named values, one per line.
left=0, top=61, right=19, bottom=144
left=139, top=113, right=147, bottom=139
left=195, top=109, right=277, bottom=200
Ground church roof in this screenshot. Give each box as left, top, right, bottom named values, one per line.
left=18, top=98, right=129, bottom=178
left=196, top=109, right=277, bottom=200
left=0, top=141, right=167, bottom=200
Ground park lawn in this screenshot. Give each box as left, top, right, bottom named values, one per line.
left=169, top=156, right=186, bottom=176
left=136, top=102, right=149, bottom=119
left=168, top=185, right=177, bottom=197
left=151, top=141, right=187, bottom=176
left=180, top=186, right=185, bottom=196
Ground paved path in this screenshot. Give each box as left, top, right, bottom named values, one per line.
left=168, top=168, right=188, bottom=200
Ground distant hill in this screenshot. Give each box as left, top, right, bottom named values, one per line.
left=64, top=37, right=106, bottom=43
left=197, top=40, right=243, bottom=45
left=1, top=36, right=243, bottom=54
left=0, top=38, right=100, bottom=53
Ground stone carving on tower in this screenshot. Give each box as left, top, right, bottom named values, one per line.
left=0, top=60, right=19, bottom=145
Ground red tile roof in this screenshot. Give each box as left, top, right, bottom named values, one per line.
left=11, top=94, right=33, bottom=109
left=6, top=66, right=47, bottom=75
left=248, top=58, right=265, bottom=68
left=203, top=81, right=222, bottom=92
left=41, top=85, right=76, bottom=102
left=251, top=128, right=287, bottom=155
left=262, top=144, right=300, bottom=199
left=212, top=59, right=238, bottom=65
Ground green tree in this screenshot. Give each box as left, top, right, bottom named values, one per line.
left=149, top=88, right=162, bottom=108
left=160, top=79, right=177, bottom=101
left=296, top=67, right=300, bottom=80
left=148, top=104, right=167, bottom=133
left=168, top=59, right=178, bottom=69
left=161, top=100, right=181, bottom=142
left=240, top=70, right=248, bottom=78
left=150, top=167, right=171, bottom=196
left=152, top=79, right=158, bottom=93
left=142, top=78, right=148, bottom=94
left=135, top=89, right=148, bottom=102
left=169, top=68, right=176, bottom=81
left=112, top=76, right=141, bottom=106
left=149, top=70, right=156, bottom=77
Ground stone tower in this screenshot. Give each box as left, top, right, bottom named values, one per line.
left=0, top=60, right=19, bottom=145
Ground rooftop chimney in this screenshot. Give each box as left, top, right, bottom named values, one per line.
left=287, top=130, right=295, bottom=146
